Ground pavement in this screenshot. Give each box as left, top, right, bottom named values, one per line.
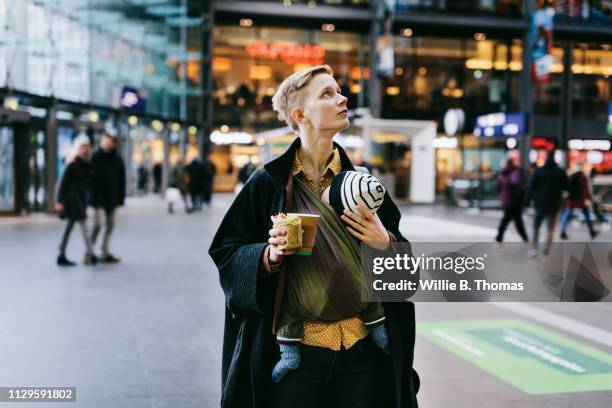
left=0, top=193, right=611, bottom=407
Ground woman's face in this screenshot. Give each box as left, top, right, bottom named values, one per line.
left=302, top=73, right=349, bottom=133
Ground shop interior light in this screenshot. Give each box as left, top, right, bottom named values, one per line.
left=473, top=70, right=483, bottom=79
left=128, top=115, right=138, bottom=127
left=212, top=57, right=231, bottom=72
left=432, top=137, right=458, bottom=149
left=587, top=151, right=604, bottom=164
left=307, top=0, right=316, bottom=8
left=4, top=97, right=19, bottom=111
left=474, top=32, right=486, bottom=41
left=350, top=84, right=362, bottom=94
left=265, top=87, right=276, bottom=96
left=386, top=86, right=400, bottom=96
left=88, top=111, right=100, bottom=123
left=294, top=64, right=314, bottom=73
left=220, top=125, right=230, bottom=133
left=188, top=125, right=198, bottom=135
left=249, top=65, right=272, bottom=80
left=401, top=28, right=413, bottom=37
left=568, top=139, right=611, bottom=151
left=56, top=111, right=74, bottom=121
left=25, top=106, right=47, bottom=118
left=418, top=67, right=427, bottom=76
left=321, top=24, right=335, bottom=32
left=283, top=0, right=292, bottom=7
left=171, top=123, right=181, bottom=132
left=395, top=67, right=404, bottom=76
left=506, top=138, right=518, bottom=149
left=240, top=18, right=253, bottom=27
left=210, top=130, right=253, bottom=145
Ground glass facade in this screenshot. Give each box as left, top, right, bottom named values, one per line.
left=385, top=36, right=522, bottom=125
left=0, top=0, right=202, bottom=119
left=395, top=0, right=524, bottom=16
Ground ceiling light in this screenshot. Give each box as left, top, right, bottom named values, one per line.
left=401, top=28, right=413, bottom=37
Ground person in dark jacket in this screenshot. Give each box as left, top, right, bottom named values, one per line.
left=55, top=136, right=96, bottom=266
left=559, top=165, right=599, bottom=240
left=495, top=156, right=529, bottom=243
left=185, top=159, right=209, bottom=211
left=153, top=162, right=162, bottom=194
left=524, top=152, right=567, bottom=256
left=202, top=157, right=216, bottom=207
left=209, top=65, right=419, bottom=408
left=90, top=134, right=125, bottom=263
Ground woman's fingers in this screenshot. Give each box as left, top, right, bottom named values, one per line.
left=346, top=226, right=366, bottom=241
left=341, top=213, right=366, bottom=233
left=269, top=229, right=287, bottom=237
left=355, top=204, right=372, bottom=219
left=268, top=237, right=286, bottom=245
left=343, top=209, right=364, bottom=225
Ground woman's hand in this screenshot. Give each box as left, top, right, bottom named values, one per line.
left=54, top=202, right=64, bottom=213
left=268, top=228, right=296, bottom=264
left=341, top=205, right=390, bottom=251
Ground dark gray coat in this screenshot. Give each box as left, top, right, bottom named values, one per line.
left=57, top=157, right=91, bottom=221
left=209, top=138, right=419, bottom=408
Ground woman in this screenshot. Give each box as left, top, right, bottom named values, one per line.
left=495, top=156, right=529, bottom=243
left=55, top=135, right=97, bottom=266
left=209, top=65, right=419, bottom=408
left=559, top=164, right=599, bottom=240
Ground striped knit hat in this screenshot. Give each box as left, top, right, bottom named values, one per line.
left=329, top=170, right=385, bottom=216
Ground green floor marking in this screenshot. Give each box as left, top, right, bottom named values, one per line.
left=417, top=319, right=612, bottom=394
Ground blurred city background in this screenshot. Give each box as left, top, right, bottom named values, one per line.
left=1, top=0, right=611, bottom=407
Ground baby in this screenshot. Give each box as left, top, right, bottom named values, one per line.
left=322, top=170, right=386, bottom=216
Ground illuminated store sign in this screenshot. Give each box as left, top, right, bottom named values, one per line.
left=474, top=112, right=527, bottom=138
left=210, top=130, right=253, bottom=145
left=245, top=41, right=325, bottom=65
left=568, top=139, right=611, bottom=151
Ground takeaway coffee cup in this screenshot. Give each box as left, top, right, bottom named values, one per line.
left=287, top=213, right=320, bottom=255
left=271, top=213, right=303, bottom=251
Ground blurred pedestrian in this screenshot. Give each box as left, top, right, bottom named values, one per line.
left=559, top=164, right=599, bottom=240
left=238, top=160, right=256, bottom=185
left=202, top=156, right=216, bottom=207
left=589, top=167, right=609, bottom=225
left=153, top=162, right=162, bottom=194
left=524, top=152, right=568, bottom=256
left=55, top=136, right=96, bottom=266
left=167, top=159, right=189, bottom=213
left=91, top=134, right=125, bottom=263
left=137, top=164, right=148, bottom=195
left=496, top=156, right=529, bottom=243
left=185, top=159, right=204, bottom=211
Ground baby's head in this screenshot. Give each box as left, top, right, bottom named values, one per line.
left=322, top=170, right=385, bottom=216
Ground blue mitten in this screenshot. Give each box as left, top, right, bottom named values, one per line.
left=272, top=343, right=301, bottom=383
left=370, top=324, right=390, bottom=354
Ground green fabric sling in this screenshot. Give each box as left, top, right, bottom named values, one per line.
left=277, top=176, right=383, bottom=340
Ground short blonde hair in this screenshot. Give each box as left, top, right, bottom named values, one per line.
left=272, top=64, right=333, bottom=131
